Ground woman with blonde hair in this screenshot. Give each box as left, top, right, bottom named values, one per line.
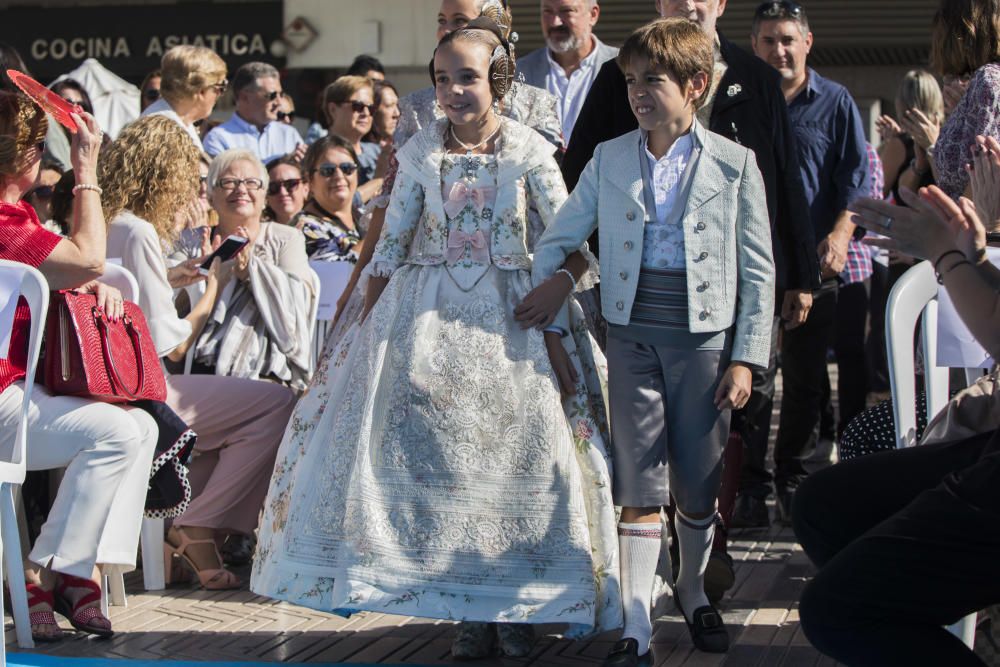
left=141, top=45, right=228, bottom=146
left=103, top=116, right=296, bottom=590
left=876, top=69, right=944, bottom=200
left=0, top=92, right=158, bottom=641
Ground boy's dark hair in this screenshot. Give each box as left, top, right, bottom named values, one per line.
left=347, top=54, right=385, bottom=78
left=616, top=17, right=714, bottom=110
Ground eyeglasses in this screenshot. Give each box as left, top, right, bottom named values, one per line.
left=277, top=111, right=295, bottom=123
left=27, top=185, right=54, bottom=200
left=348, top=100, right=376, bottom=115
left=314, top=162, right=358, bottom=177
left=216, top=177, right=264, bottom=192
left=207, top=79, right=229, bottom=94
left=754, top=0, right=803, bottom=20
left=144, top=88, right=161, bottom=101
left=267, top=178, right=303, bottom=195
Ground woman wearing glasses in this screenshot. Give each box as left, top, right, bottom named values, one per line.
left=317, top=76, right=384, bottom=203
left=141, top=45, right=227, bottom=147
left=103, top=117, right=296, bottom=591
left=191, top=148, right=316, bottom=390
left=289, top=136, right=362, bottom=262
left=264, top=155, right=309, bottom=226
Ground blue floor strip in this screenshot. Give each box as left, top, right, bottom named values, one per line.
left=9, top=655, right=419, bottom=667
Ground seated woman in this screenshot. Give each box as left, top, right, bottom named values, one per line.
left=141, top=45, right=228, bottom=147
left=289, top=135, right=362, bottom=262
left=192, top=148, right=316, bottom=390
left=264, top=155, right=308, bottom=226
left=102, top=116, right=296, bottom=589
left=0, top=93, right=157, bottom=640
left=795, top=177, right=1000, bottom=665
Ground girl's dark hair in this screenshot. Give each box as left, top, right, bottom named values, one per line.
left=302, top=134, right=359, bottom=175
left=0, top=42, right=28, bottom=91
left=266, top=154, right=304, bottom=175
left=50, top=79, right=94, bottom=115
left=51, top=169, right=76, bottom=233
left=346, top=54, right=385, bottom=78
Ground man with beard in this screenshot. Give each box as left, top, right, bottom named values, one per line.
left=517, top=0, right=618, bottom=143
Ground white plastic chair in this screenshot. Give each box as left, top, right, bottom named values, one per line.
left=0, top=260, right=49, bottom=652
left=98, top=264, right=165, bottom=596
left=885, top=260, right=977, bottom=646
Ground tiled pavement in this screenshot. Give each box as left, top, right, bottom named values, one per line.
left=7, top=520, right=826, bottom=665
left=8, top=371, right=834, bottom=665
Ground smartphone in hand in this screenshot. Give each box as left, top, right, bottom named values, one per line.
left=198, top=235, right=249, bottom=275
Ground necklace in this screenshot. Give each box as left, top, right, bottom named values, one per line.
left=449, top=118, right=501, bottom=155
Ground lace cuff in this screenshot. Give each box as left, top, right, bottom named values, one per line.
left=575, top=243, right=600, bottom=293
left=361, top=259, right=398, bottom=281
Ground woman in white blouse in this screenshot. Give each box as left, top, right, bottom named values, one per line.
left=102, top=116, right=295, bottom=590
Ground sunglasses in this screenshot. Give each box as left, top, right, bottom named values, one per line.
left=314, top=162, right=358, bottom=177
left=348, top=100, right=376, bottom=115
left=27, top=185, right=54, bottom=200
left=277, top=111, right=295, bottom=123
left=144, top=88, right=161, bottom=101
left=267, top=178, right=303, bottom=195
left=208, top=79, right=229, bottom=94
left=754, top=0, right=803, bottom=19
left=35, top=141, right=46, bottom=155
left=216, top=177, right=264, bottom=192
left=263, top=90, right=281, bottom=101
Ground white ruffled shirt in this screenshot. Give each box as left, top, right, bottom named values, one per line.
left=640, top=131, right=694, bottom=270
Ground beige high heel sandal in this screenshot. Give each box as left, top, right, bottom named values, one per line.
left=163, top=527, right=242, bottom=590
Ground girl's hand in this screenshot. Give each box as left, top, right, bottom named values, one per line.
left=83, top=281, right=124, bottom=322
left=900, top=108, right=940, bottom=151
left=714, top=362, right=752, bottom=411
left=514, top=272, right=574, bottom=329
left=875, top=114, right=902, bottom=142
left=968, top=135, right=1000, bottom=231
left=544, top=331, right=578, bottom=396
left=69, top=112, right=103, bottom=182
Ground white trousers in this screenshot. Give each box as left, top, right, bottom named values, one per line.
left=0, top=382, right=158, bottom=578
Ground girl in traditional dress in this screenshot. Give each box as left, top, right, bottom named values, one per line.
left=252, top=17, right=621, bottom=660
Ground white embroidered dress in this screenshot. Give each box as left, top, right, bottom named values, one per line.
left=252, top=119, right=621, bottom=635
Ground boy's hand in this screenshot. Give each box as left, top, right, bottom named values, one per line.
left=714, top=362, right=752, bottom=411
left=545, top=331, right=578, bottom=396
left=515, top=272, right=574, bottom=329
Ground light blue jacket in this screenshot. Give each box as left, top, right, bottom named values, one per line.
left=532, top=121, right=775, bottom=367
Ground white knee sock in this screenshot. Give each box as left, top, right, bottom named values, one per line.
left=674, top=509, right=716, bottom=621
left=618, top=522, right=662, bottom=653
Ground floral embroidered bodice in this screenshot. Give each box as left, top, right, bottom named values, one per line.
left=440, top=153, right=499, bottom=290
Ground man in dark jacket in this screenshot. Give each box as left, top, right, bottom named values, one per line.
left=564, top=0, right=820, bottom=614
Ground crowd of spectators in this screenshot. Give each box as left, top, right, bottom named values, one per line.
left=0, top=0, right=998, bottom=664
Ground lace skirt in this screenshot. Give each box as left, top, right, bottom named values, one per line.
left=251, top=264, right=622, bottom=636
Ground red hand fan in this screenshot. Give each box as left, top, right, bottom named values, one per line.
left=6, top=69, right=82, bottom=133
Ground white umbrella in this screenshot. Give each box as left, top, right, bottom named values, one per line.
left=53, top=58, right=139, bottom=139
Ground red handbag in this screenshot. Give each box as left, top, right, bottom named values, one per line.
left=44, top=290, right=167, bottom=403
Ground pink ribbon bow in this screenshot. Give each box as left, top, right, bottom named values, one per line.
left=443, top=181, right=496, bottom=218
left=446, top=228, right=490, bottom=264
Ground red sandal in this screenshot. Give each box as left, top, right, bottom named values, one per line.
left=24, top=582, right=64, bottom=642
left=54, top=574, right=114, bottom=639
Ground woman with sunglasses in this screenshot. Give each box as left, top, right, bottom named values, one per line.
left=25, top=159, right=63, bottom=231
left=264, top=155, right=309, bottom=225
left=290, top=136, right=362, bottom=262
left=141, top=45, right=228, bottom=147
left=318, top=76, right=383, bottom=204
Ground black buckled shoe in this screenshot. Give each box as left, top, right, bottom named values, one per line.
left=676, top=598, right=730, bottom=653
left=602, top=638, right=651, bottom=667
